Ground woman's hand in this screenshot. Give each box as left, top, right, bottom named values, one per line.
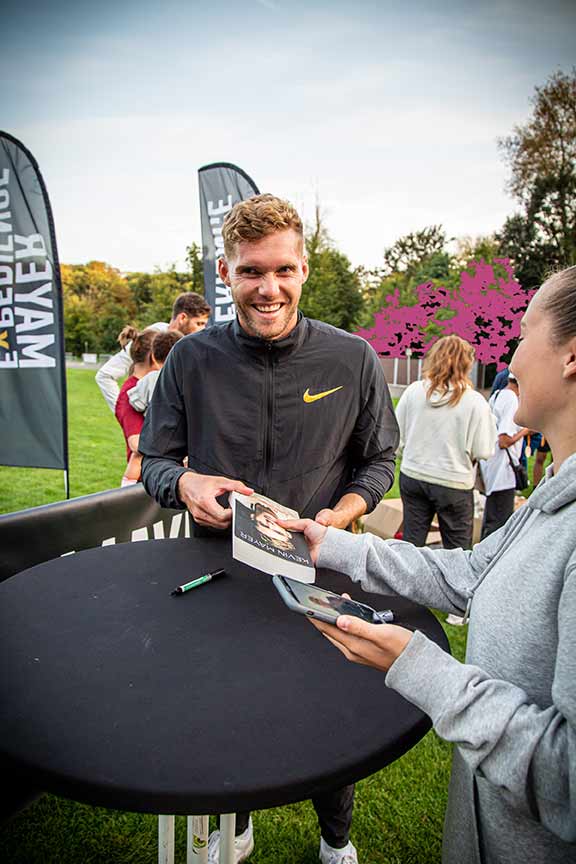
left=310, top=612, right=414, bottom=674
left=279, top=518, right=328, bottom=564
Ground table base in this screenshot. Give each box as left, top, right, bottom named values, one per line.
left=159, top=813, right=236, bottom=864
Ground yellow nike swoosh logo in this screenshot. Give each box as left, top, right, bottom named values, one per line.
left=303, top=386, right=344, bottom=404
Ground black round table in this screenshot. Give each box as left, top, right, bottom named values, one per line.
left=0, top=538, right=448, bottom=858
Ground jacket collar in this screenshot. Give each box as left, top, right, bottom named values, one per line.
left=232, top=312, right=308, bottom=355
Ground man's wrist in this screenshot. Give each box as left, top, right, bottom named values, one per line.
left=341, top=486, right=372, bottom=515
left=332, top=492, right=368, bottom=526
left=176, top=469, right=195, bottom=504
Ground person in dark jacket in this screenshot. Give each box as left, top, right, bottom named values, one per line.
left=139, top=194, right=399, bottom=864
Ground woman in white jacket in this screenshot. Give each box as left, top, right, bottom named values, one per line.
left=396, top=335, right=496, bottom=550
left=285, top=265, right=576, bottom=864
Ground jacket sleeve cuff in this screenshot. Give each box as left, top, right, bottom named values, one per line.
left=385, top=630, right=460, bottom=719
left=343, top=484, right=374, bottom=512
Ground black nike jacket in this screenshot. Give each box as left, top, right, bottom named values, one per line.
left=139, top=315, right=399, bottom=519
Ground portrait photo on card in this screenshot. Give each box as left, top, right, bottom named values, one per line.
left=231, top=492, right=315, bottom=582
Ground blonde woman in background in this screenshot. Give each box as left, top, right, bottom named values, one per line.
left=396, top=335, right=496, bottom=553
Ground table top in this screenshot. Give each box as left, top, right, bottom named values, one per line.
left=0, top=537, right=449, bottom=815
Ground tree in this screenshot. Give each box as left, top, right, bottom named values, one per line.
left=62, top=293, right=95, bottom=355
left=299, top=206, right=363, bottom=331
left=125, top=271, right=154, bottom=310
left=131, top=267, right=193, bottom=327
left=185, top=242, right=205, bottom=294
left=498, top=68, right=576, bottom=285
left=382, top=225, right=449, bottom=276
left=356, top=260, right=535, bottom=364
left=61, top=261, right=136, bottom=354
left=454, top=235, right=501, bottom=269
left=356, top=226, right=459, bottom=326
left=496, top=212, right=558, bottom=291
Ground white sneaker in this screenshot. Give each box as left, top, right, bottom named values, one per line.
left=319, top=837, right=358, bottom=864
left=446, top=613, right=465, bottom=626
left=207, top=817, right=254, bottom=863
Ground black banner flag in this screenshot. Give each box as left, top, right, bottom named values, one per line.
left=198, top=162, right=259, bottom=325
left=0, top=131, right=68, bottom=476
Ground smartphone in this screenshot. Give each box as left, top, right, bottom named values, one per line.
left=272, top=574, right=394, bottom=625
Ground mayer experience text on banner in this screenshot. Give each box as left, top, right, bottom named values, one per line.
left=0, top=131, right=68, bottom=471
left=198, top=162, right=259, bottom=325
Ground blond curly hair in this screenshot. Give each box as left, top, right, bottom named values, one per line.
left=423, top=334, right=475, bottom=407
left=222, top=194, right=303, bottom=258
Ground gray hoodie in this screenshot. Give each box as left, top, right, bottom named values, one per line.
left=318, top=453, right=576, bottom=864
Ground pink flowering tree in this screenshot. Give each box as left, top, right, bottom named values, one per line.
left=356, top=259, right=537, bottom=366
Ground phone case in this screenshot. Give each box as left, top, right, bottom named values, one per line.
left=272, top=574, right=343, bottom=624
left=272, top=574, right=384, bottom=626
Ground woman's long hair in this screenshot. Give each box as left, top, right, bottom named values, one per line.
left=422, top=334, right=475, bottom=407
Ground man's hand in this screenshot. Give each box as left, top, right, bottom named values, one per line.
left=177, top=472, right=253, bottom=529
left=310, top=612, right=414, bottom=674
left=279, top=518, right=328, bottom=564
left=315, top=493, right=367, bottom=530
left=314, top=508, right=350, bottom=530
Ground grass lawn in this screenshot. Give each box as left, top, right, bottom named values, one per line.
left=0, top=369, right=127, bottom=514
left=0, top=372, right=526, bottom=862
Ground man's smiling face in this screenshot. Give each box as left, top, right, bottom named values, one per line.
left=218, top=229, right=308, bottom=341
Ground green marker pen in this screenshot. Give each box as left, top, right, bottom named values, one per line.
left=170, top=568, right=226, bottom=595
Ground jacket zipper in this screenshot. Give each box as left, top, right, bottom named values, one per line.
left=261, top=344, right=274, bottom=494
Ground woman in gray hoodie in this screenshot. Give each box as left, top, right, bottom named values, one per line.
left=286, top=265, right=576, bottom=864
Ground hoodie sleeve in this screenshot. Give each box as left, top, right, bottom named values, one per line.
left=386, top=560, right=576, bottom=842
left=317, top=525, right=499, bottom=612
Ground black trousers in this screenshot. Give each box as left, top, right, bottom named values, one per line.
left=481, top=488, right=515, bottom=540
left=399, top=473, right=474, bottom=550
left=234, top=783, right=355, bottom=848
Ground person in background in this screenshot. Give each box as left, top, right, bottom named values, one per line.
left=490, top=365, right=509, bottom=395
left=480, top=374, right=530, bottom=538
left=114, top=330, right=156, bottom=486
left=285, top=264, right=576, bottom=864
left=127, top=330, right=183, bottom=414
left=96, top=292, right=211, bottom=412
left=116, top=330, right=184, bottom=485
left=531, top=433, right=552, bottom=486
left=491, top=365, right=531, bottom=470
left=395, top=335, right=496, bottom=552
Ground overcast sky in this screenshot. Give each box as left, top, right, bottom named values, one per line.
left=2, top=0, right=575, bottom=272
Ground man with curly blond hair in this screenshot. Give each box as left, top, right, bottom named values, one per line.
left=140, top=194, right=399, bottom=864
